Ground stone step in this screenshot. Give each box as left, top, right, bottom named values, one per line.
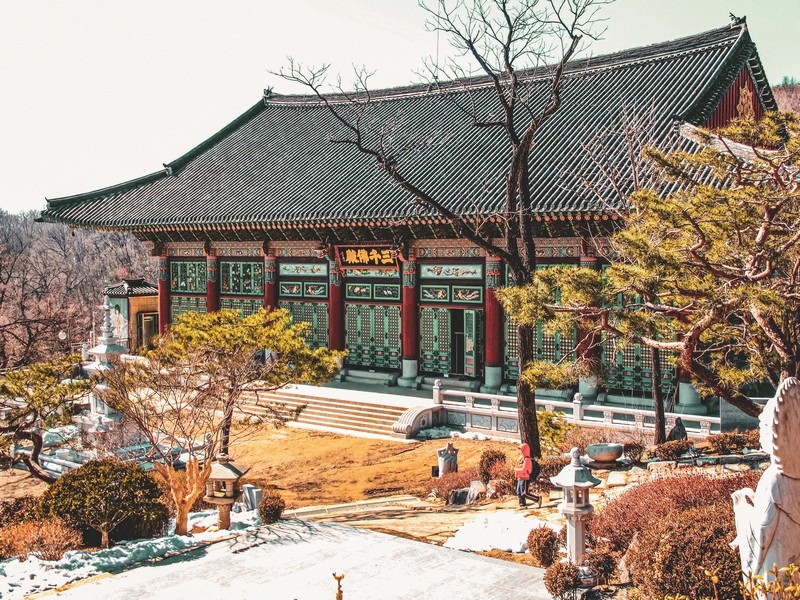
left=240, top=391, right=406, bottom=417
left=239, top=396, right=405, bottom=422
left=238, top=389, right=409, bottom=437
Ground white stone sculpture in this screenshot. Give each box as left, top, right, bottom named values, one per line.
left=731, top=377, right=800, bottom=581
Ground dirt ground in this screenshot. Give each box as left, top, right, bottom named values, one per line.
left=0, top=426, right=519, bottom=509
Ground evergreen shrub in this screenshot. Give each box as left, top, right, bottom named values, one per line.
left=544, top=561, right=581, bottom=600
left=653, top=439, right=694, bottom=461
left=478, top=449, right=508, bottom=484
left=38, top=459, right=168, bottom=547
left=258, top=489, right=285, bottom=524
left=0, top=517, right=82, bottom=561
left=0, top=495, right=39, bottom=528
left=526, top=525, right=560, bottom=567
left=590, top=471, right=760, bottom=554
left=628, top=502, right=741, bottom=600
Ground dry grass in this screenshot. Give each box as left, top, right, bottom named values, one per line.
left=225, top=426, right=518, bottom=509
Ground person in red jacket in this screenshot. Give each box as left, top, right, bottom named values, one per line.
left=515, top=443, right=532, bottom=507
left=515, top=442, right=542, bottom=508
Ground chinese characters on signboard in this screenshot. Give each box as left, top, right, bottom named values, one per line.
left=337, top=246, right=397, bottom=269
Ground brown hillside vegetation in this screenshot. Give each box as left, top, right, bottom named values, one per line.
left=774, top=83, right=800, bottom=114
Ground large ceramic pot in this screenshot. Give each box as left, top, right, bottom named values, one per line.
left=586, top=443, right=624, bottom=462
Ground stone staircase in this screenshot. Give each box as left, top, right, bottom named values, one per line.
left=238, top=388, right=410, bottom=438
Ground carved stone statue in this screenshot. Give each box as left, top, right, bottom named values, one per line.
left=666, top=417, right=688, bottom=441
left=731, top=377, right=800, bottom=581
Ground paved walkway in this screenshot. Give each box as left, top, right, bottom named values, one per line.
left=47, top=519, right=550, bottom=600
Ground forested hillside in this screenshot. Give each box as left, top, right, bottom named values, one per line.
left=0, top=211, right=154, bottom=368
left=773, top=81, right=800, bottom=114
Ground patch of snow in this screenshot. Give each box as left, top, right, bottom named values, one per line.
left=43, top=425, right=79, bottom=446
left=416, top=426, right=457, bottom=440
left=443, top=510, right=553, bottom=553
left=0, top=508, right=262, bottom=600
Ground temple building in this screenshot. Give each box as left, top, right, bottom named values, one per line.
left=40, top=22, right=776, bottom=412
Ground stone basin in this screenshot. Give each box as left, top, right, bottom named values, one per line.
left=586, top=443, right=624, bottom=462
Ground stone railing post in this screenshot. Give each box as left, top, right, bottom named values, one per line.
left=432, top=379, right=443, bottom=404
left=572, top=392, right=584, bottom=423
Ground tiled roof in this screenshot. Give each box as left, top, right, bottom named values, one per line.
left=41, top=23, right=775, bottom=235
left=103, top=278, right=158, bottom=297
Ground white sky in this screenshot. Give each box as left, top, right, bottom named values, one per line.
left=1, top=0, right=797, bottom=215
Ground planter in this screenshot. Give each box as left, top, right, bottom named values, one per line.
left=586, top=443, right=623, bottom=462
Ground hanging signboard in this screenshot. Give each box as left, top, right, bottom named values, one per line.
left=336, top=245, right=397, bottom=269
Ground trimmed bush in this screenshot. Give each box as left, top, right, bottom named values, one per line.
left=534, top=455, right=571, bottom=492
left=585, top=545, right=617, bottom=585
left=38, top=459, right=168, bottom=548
left=526, top=525, right=560, bottom=568
left=653, top=439, right=694, bottom=461
left=430, top=466, right=479, bottom=504
left=0, top=517, right=82, bottom=561
left=628, top=502, right=741, bottom=600
left=707, top=429, right=760, bottom=454
left=0, top=496, right=39, bottom=529
left=559, top=426, right=615, bottom=455
left=258, top=489, right=286, bottom=524
left=478, top=449, right=508, bottom=484
left=487, top=460, right=516, bottom=496
left=623, top=442, right=644, bottom=464
left=590, top=471, right=760, bottom=554
left=544, top=561, right=581, bottom=600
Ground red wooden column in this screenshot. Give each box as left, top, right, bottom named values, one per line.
left=206, top=255, right=220, bottom=312
left=577, top=256, right=600, bottom=401
left=484, top=257, right=504, bottom=391
left=263, top=255, right=277, bottom=310
left=398, top=257, right=419, bottom=388
left=157, top=256, right=170, bottom=334
left=328, top=261, right=344, bottom=351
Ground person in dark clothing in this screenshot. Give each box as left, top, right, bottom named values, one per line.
left=667, top=417, right=688, bottom=441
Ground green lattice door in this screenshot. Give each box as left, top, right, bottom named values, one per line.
left=420, top=307, right=451, bottom=375
left=279, top=301, right=329, bottom=349
left=345, top=304, right=401, bottom=369
left=463, top=309, right=482, bottom=378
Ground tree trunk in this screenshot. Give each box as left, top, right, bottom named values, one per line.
left=517, top=322, right=542, bottom=458
left=15, top=430, right=56, bottom=484
left=100, top=528, right=110, bottom=549
left=175, top=502, right=192, bottom=536
left=651, top=347, right=666, bottom=444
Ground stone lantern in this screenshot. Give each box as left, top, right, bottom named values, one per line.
left=550, top=447, right=601, bottom=566
left=203, top=454, right=251, bottom=530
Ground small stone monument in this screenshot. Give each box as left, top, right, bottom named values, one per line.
left=732, top=377, right=800, bottom=582
left=551, top=447, right=601, bottom=566
left=437, top=441, right=458, bottom=478
left=203, top=454, right=251, bottom=530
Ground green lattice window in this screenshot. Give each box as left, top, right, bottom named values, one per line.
left=345, top=304, right=401, bottom=369
left=170, top=296, right=207, bottom=322
left=220, top=261, right=264, bottom=296
left=504, top=315, right=520, bottom=380
left=170, top=261, right=207, bottom=293
left=279, top=301, right=329, bottom=349
left=601, top=336, right=676, bottom=396
left=220, top=298, right=264, bottom=317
